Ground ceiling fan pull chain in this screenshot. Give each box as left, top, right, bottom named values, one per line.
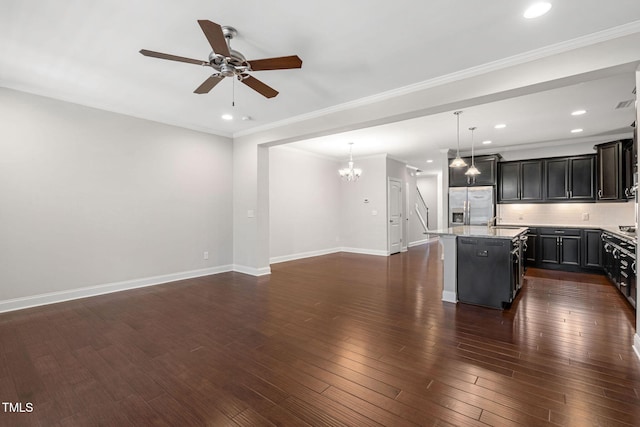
left=232, top=76, right=235, bottom=107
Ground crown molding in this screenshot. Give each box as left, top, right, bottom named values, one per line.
left=234, top=21, right=640, bottom=140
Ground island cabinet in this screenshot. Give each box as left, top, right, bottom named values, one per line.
left=449, top=155, right=500, bottom=187
left=544, top=155, right=596, bottom=201
left=498, top=160, right=543, bottom=202
left=596, top=139, right=634, bottom=201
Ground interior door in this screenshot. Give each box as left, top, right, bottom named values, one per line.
left=388, top=178, right=402, bottom=255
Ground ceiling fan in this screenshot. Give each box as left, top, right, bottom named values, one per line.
left=140, top=20, right=302, bottom=98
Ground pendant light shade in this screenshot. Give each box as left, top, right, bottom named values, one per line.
left=449, top=111, right=467, bottom=168
left=465, top=126, right=481, bottom=176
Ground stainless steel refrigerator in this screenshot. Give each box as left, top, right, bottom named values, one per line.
left=449, top=186, right=495, bottom=226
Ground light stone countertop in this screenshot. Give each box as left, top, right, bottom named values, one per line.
left=428, top=225, right=528, bottom=240
left=499, top=223, right=636, bottom=243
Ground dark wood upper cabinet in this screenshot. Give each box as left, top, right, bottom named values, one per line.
left=498, top=160, right=543, bottom=203
left=520, top=160, right=544, bottom=200
left=597, top=141, right=622, bottom=200
left=498, top=162, right=520, bottom=201
left=568, top=155, right=596, bottom=200
left=544, top=158, right=569, bottom=200
left=596, top=139, right=633, bottom=201
left=449, top=155, right=500, bottom=187
left=544, top=155, right=595, bottom=201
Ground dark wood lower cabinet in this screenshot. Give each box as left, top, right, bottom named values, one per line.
left=538, top=228, right=581, bottom=268
left=582, top=229, right=603, bottom=268
left=526, top=227, right=602, bottom=273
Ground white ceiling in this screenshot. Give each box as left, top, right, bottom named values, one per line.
left=2, top=1, right=640, bottom=170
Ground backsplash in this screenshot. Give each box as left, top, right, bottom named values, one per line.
left=497, top=202, right=636, bottom=227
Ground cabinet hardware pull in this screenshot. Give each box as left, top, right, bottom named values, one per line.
left=598, top=189, right=603, bottom=198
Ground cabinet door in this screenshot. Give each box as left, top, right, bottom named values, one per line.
left=582, top=230, right=603, bottom=268
left=521, top=160, right=543, bottom=201
left=473, top=157, right=497, bottom=186
left=498, top=162, right=520, bottom=202
left=525, top=234, right=537, bottom=264
left=545, top=158, right=569, bottom=200
left=598, top=143, right=621, bottom=200
left=569, top=156, right=596, bottom=200
left=540, top=235, right=560, bottom=264
left=622, top=140, right=635, bottom=199
left=449, top=158, right=470, bottom=187
left=559, top=236, right=581, bottom=266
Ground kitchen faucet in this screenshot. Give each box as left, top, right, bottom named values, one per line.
left=487, top=216, right=497, bottom=227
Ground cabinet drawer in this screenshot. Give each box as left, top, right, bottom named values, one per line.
left=539, top=228, right=581, bottom=236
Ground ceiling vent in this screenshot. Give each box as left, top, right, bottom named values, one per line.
left=615, top=99, right=634, bottom=109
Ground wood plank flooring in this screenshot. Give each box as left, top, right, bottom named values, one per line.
left=1, top=241, right=639, bottom=426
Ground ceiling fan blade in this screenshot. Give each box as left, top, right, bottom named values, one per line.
left=139, top=49, right=205, bottom=65
left=198, top=20, right=231, bottom=57
left=248, top=55, right=303, bottom=71
left=241, top=76, right=279, bottom=98
left=194, top=75, right=225, bottom=94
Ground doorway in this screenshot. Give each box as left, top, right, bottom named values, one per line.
left=388, top=178, right=403, bottom=254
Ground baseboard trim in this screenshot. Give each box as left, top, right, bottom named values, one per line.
left=442, top=290, right=457, bottom=304
left=232, top=265, right=272, bottom=276
left=409, top=238, right=435, bottom=247
left=0, top=265, right=234, bottom=314
left=633, top=334, right=640, bottom=362
left=340, top=247, right=389, bottom=257
left=270, top=248, right=342, bottom=264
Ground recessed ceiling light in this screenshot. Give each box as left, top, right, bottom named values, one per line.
left=524, top=2, right=552, bottom=19
left=571, top=128, right=583, bottom=133
left=494, top=124, right=506, bottom=129
left=426, top=159, right=433, bottom=163
left=482, top=140, right=493, bottom=145
left=221, top=114, right=233, bottom=121
left=571, top=110, right=587, bottom=116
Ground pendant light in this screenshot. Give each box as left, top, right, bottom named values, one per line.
left=465, top=126, right=481, bottom=176
left=338, top=142, right=362, bottom=181
left=449, top=111, right=467, bottom=168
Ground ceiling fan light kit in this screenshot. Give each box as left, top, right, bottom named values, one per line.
left=140, top=20, right=302, bottom=99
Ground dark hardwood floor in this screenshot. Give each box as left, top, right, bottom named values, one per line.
left=1, top=241, right=639, bottom=426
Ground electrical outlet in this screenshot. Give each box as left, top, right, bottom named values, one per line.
left=203, top=251, right=209, bottom=260
left=582, top=213, right=589, bottom=221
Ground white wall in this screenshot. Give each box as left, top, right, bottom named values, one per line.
left=0, top=88, right=233, bottom=304
left=269, top=146, right=341, bottom=262
left=340, top=155, right=388, bottom=254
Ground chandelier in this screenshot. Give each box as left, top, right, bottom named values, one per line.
left=339, top=142, right=362, bottom=181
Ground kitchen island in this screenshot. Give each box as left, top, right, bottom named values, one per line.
left=430, top=226, right=528, bottom=308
